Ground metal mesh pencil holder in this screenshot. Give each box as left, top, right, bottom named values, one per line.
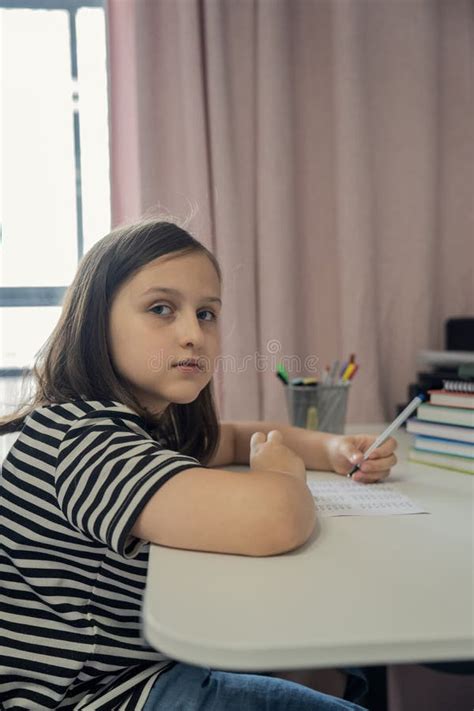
left=285, top=383, right=351, bottom=434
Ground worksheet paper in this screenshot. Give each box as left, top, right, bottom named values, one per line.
left=307, top=479, right=428, bottom=517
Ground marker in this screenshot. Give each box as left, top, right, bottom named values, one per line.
left=290, top=377, right=318, bottom=386
left=276, top=363, right=289, bottom=385
left=306, top=406, right=318, bottom=430
left=329, top=360, right=340, bottom=384
left=347, top=363, right=359, bottom=381
left=341, top=362, right=356, bottom=381
left=339, top=360, right=349, bottom=378
left=347, top=394, right=426, bottom=478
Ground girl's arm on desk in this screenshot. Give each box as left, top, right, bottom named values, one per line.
left=211, top=421, right=397, bottom=484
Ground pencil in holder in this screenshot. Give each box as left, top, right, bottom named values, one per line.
left=285, top=382, right=351, bottom=434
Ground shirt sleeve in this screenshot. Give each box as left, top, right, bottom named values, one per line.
left=55, top=407, right=202, bottom=558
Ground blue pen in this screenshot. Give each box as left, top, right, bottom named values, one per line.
left=347, top=394, right=426, bottom=478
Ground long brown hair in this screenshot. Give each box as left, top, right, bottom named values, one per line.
left=0, top=219, right=222, bottom=465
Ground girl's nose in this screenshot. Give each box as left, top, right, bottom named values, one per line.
left=177, top=312, right=205, bottom=349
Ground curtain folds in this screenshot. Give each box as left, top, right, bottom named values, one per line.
left=106, top=0, right=474, bottom=424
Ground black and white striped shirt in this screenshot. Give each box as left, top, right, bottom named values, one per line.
left=0, top=399, right=202, bottom=709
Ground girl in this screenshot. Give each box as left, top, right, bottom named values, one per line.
left=0, top=219, right=396, bottom=710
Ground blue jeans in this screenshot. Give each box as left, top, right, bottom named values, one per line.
left=143, top=663, right=367, bottom=710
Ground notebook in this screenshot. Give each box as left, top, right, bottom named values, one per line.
left=413, top=435, right=473, bottom=459
left=428, top=390, right=474, bottom=409
left=406, top=418, right=474, bottom=444
left=416, top=403, right=474, bottom=428
left=409, top=450, right=474, bottom=475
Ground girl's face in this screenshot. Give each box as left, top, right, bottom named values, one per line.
left=108, top=250, right=221, bottom=415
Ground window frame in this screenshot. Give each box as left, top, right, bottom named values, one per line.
left=0, top=0, right=107, bottom=377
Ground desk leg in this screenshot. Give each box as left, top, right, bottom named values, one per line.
left=344, top=665, right=387, bottom=711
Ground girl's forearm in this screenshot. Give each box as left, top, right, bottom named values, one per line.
left=232, top=420, right=336, bottom=471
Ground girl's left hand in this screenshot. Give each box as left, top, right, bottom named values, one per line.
left=326, top=434, right=398, bottom=483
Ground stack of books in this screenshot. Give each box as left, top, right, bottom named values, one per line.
left=397, top=350, right=474, bottom=415
left=407, top=375, right=474, bottom=474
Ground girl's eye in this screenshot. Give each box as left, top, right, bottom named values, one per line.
left=198, top=310, right=217, bottom=322
left=150, top=305, right=217, bottom=321
left=150, top=304, right=173, bottom=316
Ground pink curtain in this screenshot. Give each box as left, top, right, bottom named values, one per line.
left=106, top=0, right=474, bottom=425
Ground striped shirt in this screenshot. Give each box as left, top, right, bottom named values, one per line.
left=0, top=399, right=202, bottom=709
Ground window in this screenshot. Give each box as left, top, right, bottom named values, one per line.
left=0, top=0, right=110, bottom=412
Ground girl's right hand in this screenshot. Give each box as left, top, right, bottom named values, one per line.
left=250, top=430, right=306, bottom=483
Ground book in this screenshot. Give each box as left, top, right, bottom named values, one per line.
left=409, top=449, right=474, bottom=475
left=406, top=418, right=474, bottom=444
left=413, top=436, right=474, bottom=459
left=428, top=390, right=474, bottom=409
left=416, top=403, right=474, bottom=428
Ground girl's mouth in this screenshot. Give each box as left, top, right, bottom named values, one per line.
left=175, top=364, right=202, bottom=374
left=173, top=359, right=204, bottom=375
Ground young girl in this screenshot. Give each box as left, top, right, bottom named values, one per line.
left=0, top=219, right=397, bottom=710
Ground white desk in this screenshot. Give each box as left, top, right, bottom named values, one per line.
left=143, top=428, right=473, bottom=671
